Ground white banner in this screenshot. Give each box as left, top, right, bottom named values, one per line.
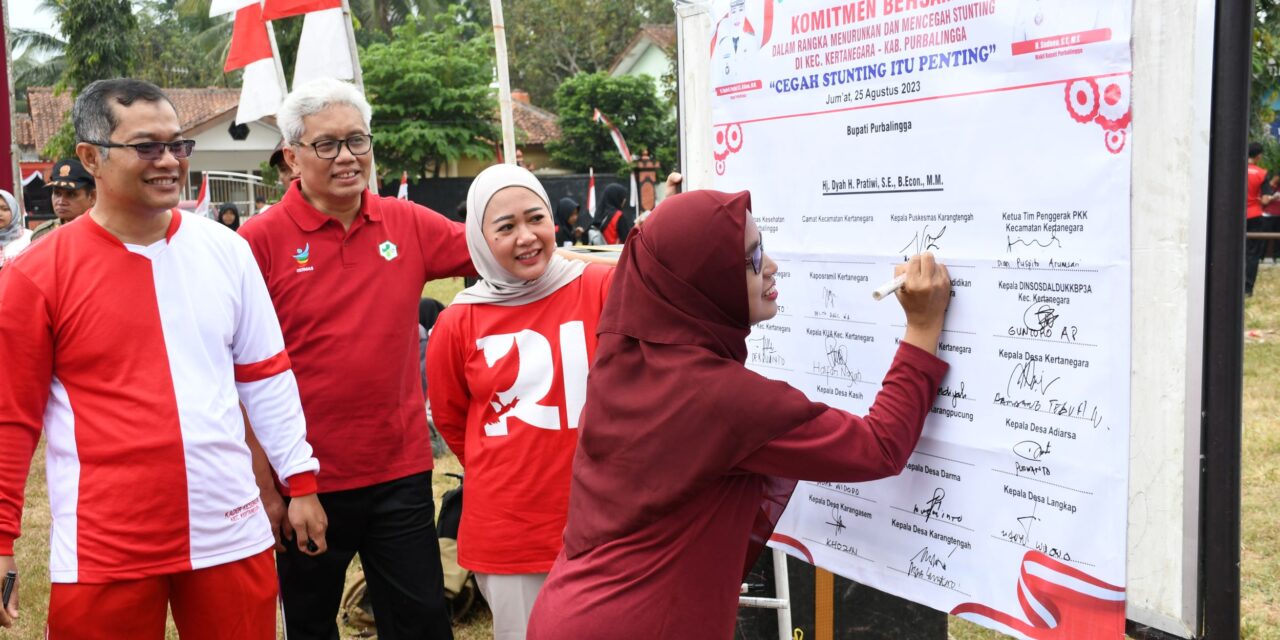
left=706, top=1, right=1133, bottom=637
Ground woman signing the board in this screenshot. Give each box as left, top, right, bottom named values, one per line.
left=526, top=189, right=952, bottom=639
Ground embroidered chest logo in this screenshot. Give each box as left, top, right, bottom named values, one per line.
left=379, top=240, right=398, bottom=261
left=294, top=243, right=314, bottom=273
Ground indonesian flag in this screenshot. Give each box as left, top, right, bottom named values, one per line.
left=223, top=3, right=285, bottom=124
left=592, top=109, right=639, bottom=207
left=291, top=5, right=355, bottom=87
left=586, top=168, right=596, bottom=220
left=261, top=0, right=341, bottom=20
left=193, top=173, right=213, bottom=218
left=397, top=172, right=409, bottom=200
left=592, top=108, right=633, bottom=163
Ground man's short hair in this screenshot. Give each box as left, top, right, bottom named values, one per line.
left=1250, top=141, right=1265, bottom=159
left=72, top=79, right=176, bottom=148
left=278, top=78, right=372, bottom=145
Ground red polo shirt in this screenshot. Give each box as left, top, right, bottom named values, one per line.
left=239, top=183, right=474, bottom=493
left=1248, top=162, right=1267, bottom=219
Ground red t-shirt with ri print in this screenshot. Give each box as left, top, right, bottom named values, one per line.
left=427, top=264, right=614, bottom=574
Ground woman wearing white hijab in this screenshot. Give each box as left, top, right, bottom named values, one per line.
left=0, top=190, right=32, bottom=267
left=426, top=164, right=616, bottom=639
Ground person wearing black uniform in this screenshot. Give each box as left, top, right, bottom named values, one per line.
left=31, top=158, right=96, bottom=243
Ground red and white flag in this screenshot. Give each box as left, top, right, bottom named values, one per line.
left=263, top=0, right=356, bottom=87
left=223, top=3, right=285, bottom=124
left=592, top=108, right=633, bottom=163
left=586, top=168, right=596, bottom=220
left=397, top=172, right=409, bottom=200
left=261, top=0, right=341, bottom=19
left=193, top=173, right=212, bottom=218
left=592, top=109, right=639, bottom=208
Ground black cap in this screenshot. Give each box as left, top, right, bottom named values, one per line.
left=269, top=139, right=287, bottom=169
left=46, top=159, right=95, bottom=191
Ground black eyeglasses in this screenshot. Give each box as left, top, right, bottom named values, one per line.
left=297, top=134, right=373, bottom=160
left=84, top=139, right=196, bottom=160
left=747, top=238, right=763, bottom=274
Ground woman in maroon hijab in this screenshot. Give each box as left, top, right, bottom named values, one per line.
left=526, top=189, right=952, bottom=638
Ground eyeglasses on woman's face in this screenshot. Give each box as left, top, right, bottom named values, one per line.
left=747, top=237, right=763, bottom=275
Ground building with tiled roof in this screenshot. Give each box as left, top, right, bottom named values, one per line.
left=18, top=85, right=567, bottom=181
left=609, top=24, right=676, bottom=101
left=19, top=87, right=251, bottom=158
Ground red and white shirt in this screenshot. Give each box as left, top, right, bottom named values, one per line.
left=0, top=212, right=318, bottom=584
left=427, top=264, right=614, bottom=574
left=239, top=184, right=474, bottom=493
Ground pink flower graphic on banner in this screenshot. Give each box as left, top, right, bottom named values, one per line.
left=950, top=550, right=1125, bottom=639
left=713, top=123, right=745, bottom=175
left=1063, top=76, right=1131, bottom=154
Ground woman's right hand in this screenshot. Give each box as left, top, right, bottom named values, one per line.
left=895, top=252, right=950, bottom=353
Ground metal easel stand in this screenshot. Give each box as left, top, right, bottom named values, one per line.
left=739, top=548, right=795, bottom=640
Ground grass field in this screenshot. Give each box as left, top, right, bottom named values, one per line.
left=5, top=273, right=1279, bottom=638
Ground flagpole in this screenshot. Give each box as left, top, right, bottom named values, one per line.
left=2, top=0, right=20, bottom=202
left=489, top=0, right=517, bottom=165
left=339, top=0, right=364, bottom=91
left=264, top=19, right=289, bottom=95
left=336, top=0, right=377, bottom=189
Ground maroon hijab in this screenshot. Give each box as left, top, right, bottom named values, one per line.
left=562, top=190, right=826, bottom=576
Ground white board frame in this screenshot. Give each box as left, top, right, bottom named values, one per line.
left=673, top=0, right=1210, bottom=635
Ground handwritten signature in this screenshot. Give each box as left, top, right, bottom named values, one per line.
left=748, top=334, right=786, bottom=367
left=907, top=545, right=959, bottom=589
left=826, top=507, right=847, bottom=537
left=1006, top=361, right=1060, bottom=396
left=811, top=337, right=860, bottom=386
left=900, top=224, right=947, bottom=256
left=822, top=287, right=839, bottom=309
left=1006, top=232, right=1062, bottom=253
left=1012, top=440, right=1052, bottom=461
left=912, top=487, right=962, bottom=523
left=1022, top=301, right=1060, bottom=331
left=937, top=381, right=969, bottom=408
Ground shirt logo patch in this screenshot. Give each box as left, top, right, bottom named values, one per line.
left=293, top=243, right=311, bottom=266
left=379, top=240, right=398, bottom=261
left=294, top=243, right=314, bottom=272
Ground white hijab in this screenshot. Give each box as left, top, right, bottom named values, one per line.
left=0, top=190, right=24, bottom=246
left=452, top=164, right=586, bottom=306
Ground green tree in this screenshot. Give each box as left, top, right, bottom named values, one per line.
left=361, top=9, right=498, bottom=178
left=548, top=72, right=675, bottom=175
left=133, top=1, right=228, bottom=88
left=1255, top=1, right=1280, bottom=139
left=40, top=0, right=139, bottom=159
left=11, top=28, right=66, bottom=111
left=507, top=0, right=674, bottom=105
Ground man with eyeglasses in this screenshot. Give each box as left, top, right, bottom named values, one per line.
left=237, top=77, right=474, bottom=640
left=30, top=158, right=96, bottom=243
left=0, top=78, right=328, bottom=638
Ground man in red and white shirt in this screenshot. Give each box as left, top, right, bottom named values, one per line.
left=0, top=79, right=327, bottom=639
